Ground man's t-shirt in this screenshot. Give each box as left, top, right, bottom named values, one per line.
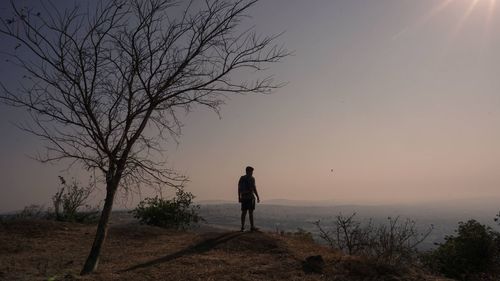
left=238, top=175, right=255, bottom=200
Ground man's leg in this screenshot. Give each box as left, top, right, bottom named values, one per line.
left=241, top=209, right=247, bottom=231
left=249, top=210, right=254, bottom=229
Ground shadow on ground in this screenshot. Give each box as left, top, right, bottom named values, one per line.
left=122, top=231, right=246, bottom=272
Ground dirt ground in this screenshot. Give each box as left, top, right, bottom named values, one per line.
left=0, top=218, right=450, bottom=281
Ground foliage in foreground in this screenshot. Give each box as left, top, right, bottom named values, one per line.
left=315, top=213, right=432, bottom=266
left=131, top=189, right=203, bottom=230
left=423, top=219, right=500, bottom=280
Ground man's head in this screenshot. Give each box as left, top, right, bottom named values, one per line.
left=245, top=166, right=254, bottom=176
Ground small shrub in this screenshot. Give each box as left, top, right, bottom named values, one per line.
left=295, top=227, right=314, bottom=241
left=131, top=189, right=203, bottom=229
left=16, top=204, right=47, bottom=219
left=370, top=216, right=431, bottom=265
left=52, top=176, right=99, bottom=223
left=315, top=213, right=372, bottom=255
left=315, top=213, right=431, bottom=266
left=288, top=228, right=314, bottom=242
left=423, top=219, right=500, bottom=280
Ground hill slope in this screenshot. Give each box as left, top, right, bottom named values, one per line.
left=0, top=219, right=450, bottom=280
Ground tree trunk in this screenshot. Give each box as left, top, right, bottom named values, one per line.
left=80, top=182, right=118, bottom=275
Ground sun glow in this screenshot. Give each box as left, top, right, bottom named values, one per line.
left=451, top=0, right=496, bottom=37
left=395, top=0, right=498, bottom=47
left=485, top=0, right=497, bottom=35
left=421, top=0, right=456, bottom=26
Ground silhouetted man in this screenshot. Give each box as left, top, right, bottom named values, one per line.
left=238, top=166, right=260, bottom=232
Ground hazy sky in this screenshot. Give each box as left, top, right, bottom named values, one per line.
left=1, top=0, right=500, bottom=212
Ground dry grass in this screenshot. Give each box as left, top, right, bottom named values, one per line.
left=0, top=219, right=452, bottom=281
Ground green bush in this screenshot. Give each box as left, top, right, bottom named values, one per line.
left=423, top=219, right=500, bottom=280
left=131, top=189, right=203, bottom=229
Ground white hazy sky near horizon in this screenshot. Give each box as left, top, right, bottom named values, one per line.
left=1, top=0, right=500, bottom=212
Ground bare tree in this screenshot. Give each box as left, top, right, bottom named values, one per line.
left=0, top=0, right=288, bottom=274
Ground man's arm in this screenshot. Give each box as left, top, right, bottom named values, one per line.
left=238, top=177, right=242, bottom=202
left=253, top=186, right=260, bottom=203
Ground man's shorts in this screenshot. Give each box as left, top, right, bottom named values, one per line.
left=241, top=197, right=255, bottom=211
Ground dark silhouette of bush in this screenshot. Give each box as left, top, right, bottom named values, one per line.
left=52, top=176, right=99, bottom=223
left=294, top=227, right=314, bottom=241
left=131, top=189, right=203, bottom=230
left=283, top=228, right=314, bottom=242
left=423, top=219, right=500, bottom=280
left=16, top=204, right=47, bottom=219
left=4, top=177, right=98, bottom=223
left=315, top=213, right=431, bottom=266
